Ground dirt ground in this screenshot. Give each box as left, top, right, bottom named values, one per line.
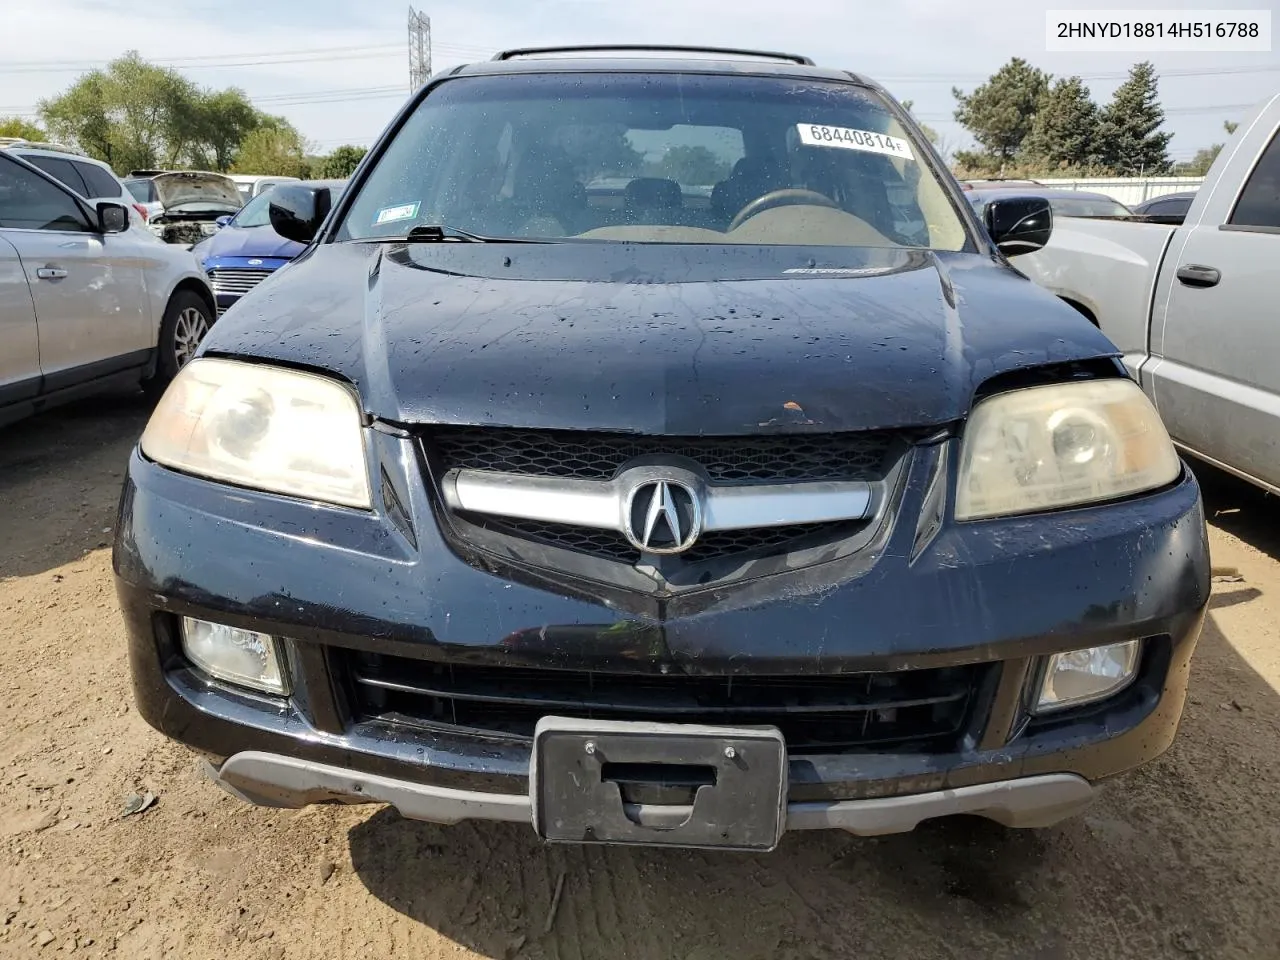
left=1, top=390, right=1278, bottom=960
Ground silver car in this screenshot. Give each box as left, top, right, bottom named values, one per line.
left=0, top=151, right=217, bottom=427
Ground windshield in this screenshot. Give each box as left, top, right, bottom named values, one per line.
left=338, top=72, right=968, bottom=250
left=232, top=189, right=276, bottom=227
left=1049, top=196, right=1130, bottom=218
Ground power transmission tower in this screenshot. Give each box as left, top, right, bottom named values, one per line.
left=408, top=7, right=431, bottom=92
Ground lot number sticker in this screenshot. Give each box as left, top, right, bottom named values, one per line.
left=375, top=201, right=421, bottom=225
left=797, top=124, right=915, bottom=161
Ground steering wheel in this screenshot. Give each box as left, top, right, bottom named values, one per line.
left=727, top=188, right=840, bottom=231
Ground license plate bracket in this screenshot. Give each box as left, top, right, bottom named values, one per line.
left=531, top=716, right=787, bottom=851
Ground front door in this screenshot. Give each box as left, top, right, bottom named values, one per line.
left=0, top=233, right=40, bottom=408
left=0, top=154, right=150, bottom=390
left=1148, top=120, right=1280, bottom=491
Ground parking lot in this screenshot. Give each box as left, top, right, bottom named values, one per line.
left=0, top=389, right=1274, bottom=960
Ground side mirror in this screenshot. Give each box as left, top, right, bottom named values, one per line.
left=269, top=185, right=332, bottom=245
left=984, top=197, right=1052, bottom=257
left=97, top=201, right=130, bottom=234
left=215, top=214, right=233, bottom=229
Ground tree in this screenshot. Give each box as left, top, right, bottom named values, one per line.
left=1093, top=62, right=1172, bottom=175
left=318, top=145, right=368, bottom=179
left=647, top=145, right=731, bottom=185
left=186, top=89, right=261, bottom=171
left=952, top=58, right=1050, bottom=165
left=232, top=119, right=310, bottom=177
left=40, top=71, right=114, bottom=165
left=1021, top=77, right=1098, bottom=171
left=0, top=117, right=48, bottom=141
left=1184, top=120, right=1241, bottom=176
left=38, top=52, right=282, bottom=174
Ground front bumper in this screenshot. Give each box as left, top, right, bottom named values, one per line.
left=114, top=431, right=1210, bottom=836
left=213, top=751, right=1094, bottom=836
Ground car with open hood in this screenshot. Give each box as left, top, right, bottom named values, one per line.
left=127, top=171, right=242, bottom=246
left=115, top=45, right=1209, bottom=852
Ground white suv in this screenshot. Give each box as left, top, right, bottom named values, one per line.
left=0, top=151, right=216, bottom=427
left=0, top=140, right=149, bottom=224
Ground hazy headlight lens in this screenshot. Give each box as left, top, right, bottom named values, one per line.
left=1035, top=640, right=1141, bottom=713
left=140, top=358, right=370, bottom=508
left=181, top=617, right=288, bottom=695
left=956, top=379, right=1179, bottom=520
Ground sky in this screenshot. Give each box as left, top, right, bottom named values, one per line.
left=1, top=0, right=1276, bottom=164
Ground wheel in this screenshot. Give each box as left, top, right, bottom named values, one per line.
left=146, top=291, right=213, bottom=397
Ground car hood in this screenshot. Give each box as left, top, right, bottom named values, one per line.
left=194, top=224, right=304, bottom=261
left=153, top=172, right=242, bottom=210
left=205, top=242, right=1119, bottom=434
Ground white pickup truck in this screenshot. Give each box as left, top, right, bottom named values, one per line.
left=1019, top=93, right=1280, bottom=495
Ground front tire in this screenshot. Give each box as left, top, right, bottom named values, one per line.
left=146, top=291, right=213, bottom=398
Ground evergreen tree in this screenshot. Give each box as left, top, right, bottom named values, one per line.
left=1021, top=77, right=1098, bottom=171
left=1093, top=62, right=1172, bottom=174
left=952, top=58, right=1050, bottom=164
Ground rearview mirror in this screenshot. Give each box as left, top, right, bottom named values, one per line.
left=97, top=201, right=130, bottom=234
left=984, top=197, right=1052, bottom=256
left=269, top=185, right=333, bottom=245
left=215, top=214, right=233, bottom=229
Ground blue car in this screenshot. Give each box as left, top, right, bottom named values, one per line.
left=191, top=178, right=346, bottom=315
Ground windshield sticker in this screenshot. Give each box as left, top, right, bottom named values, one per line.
left=797, top=124, right=915, bottom=161
left=375, top=201, right=420, bottom=225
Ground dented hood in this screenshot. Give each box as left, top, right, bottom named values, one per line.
left=204, top=241, right=1119, bottom=434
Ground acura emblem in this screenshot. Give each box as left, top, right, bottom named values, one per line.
left=623, top=478, right=702, bottom=554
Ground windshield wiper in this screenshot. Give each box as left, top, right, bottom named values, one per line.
left=370, top=223, right=551, bottom=243
left=403, top=223, right=490, bottom=242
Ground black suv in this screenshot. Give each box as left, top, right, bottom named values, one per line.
left=115, top=46, right=1208, bottom=851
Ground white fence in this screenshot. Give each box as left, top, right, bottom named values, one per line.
left=1034, top=176, right=1204, bottom=206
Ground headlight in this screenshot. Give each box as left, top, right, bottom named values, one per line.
left=956, top=379, right=1179, bottom=520
left=1034, top=639, right=1141, bottom=713
left=140, top=358, right=371, bottom=508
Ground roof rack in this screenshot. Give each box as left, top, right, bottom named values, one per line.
left=492, top=44, right=814, bottom=66
left=0, top=137, right=84, bottom=156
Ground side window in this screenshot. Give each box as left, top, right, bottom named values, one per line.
left=0, top=156, right=92, bottom=232
left=1229, top=130, right=1280, bottom=229
left=24, top=155, right=90, bottom=197
left=126, top=180, right=154, bottom=203
left=75, top=162, right=122, bottom=200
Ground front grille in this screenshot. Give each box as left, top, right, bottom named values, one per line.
left=465, top=515, right=856, bottom=565
left=348, top=654, right=985, bottom=754
left=208, top=268, right=271, bottom=297
left=430, top=427, right=900, bottom=484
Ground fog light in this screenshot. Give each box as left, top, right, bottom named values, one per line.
left=181, top=617, right=288, bottom=694
left=1034, top=639, right=1141, bottom=714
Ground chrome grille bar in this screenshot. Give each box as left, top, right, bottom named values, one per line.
left=441, top=468, right=875, bottom=533
left=209, top=268, right=271, bottom=296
